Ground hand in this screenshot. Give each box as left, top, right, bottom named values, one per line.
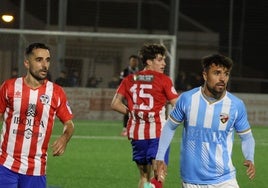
left=51, top=135, right=68, bottom=156
left=155, top=160, right=167, bottom=183
left=243, top=160, right=255, bottom=180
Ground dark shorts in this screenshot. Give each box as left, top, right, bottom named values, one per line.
left=131, top=138, right=170, bottom=165
left=0, top=165, right=46, bottom=188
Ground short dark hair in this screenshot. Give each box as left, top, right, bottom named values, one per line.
left=128, top=54, right=139, bottom=60
left=139, top=43, right=167, bottom=66
left=201, top=54, right=233, bottom=72
left=25, top=42, right=50, bottom=58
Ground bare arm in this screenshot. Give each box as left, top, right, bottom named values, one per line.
left=169, top=98, right=178, bottom=106
left=239, top=131, right=256, bottom=179
left=51, top=120, right=74, bottom=156
left=111, top=93, right=128, bottom=115
left=0, top=113, right=3, bottom=123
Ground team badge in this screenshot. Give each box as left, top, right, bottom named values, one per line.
left=220, top=113, right=229, bottom=124
left=40, top=94, right=50, bottom=105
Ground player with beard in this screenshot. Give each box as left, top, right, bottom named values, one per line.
left=155, top=54, right=255, bottom=188
left=0, top=42, right=74, bottom=188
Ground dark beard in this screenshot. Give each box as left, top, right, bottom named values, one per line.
left=29, top=69, right=46, bottom=81
left=206, top=85, right=223, bottom=99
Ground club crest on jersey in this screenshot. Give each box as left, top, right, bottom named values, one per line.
left=133, top=74, right=154, bottom=82
left=220, top=113, right=229, bottom=124
left=40, top=94, right=50, bottom=105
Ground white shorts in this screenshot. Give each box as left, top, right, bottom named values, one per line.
left=182, top=179, right=239, bottom=188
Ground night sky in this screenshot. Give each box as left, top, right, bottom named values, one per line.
left=179, top=0, right=268, bottom=78
left=7, top=0, right=268, bottom=78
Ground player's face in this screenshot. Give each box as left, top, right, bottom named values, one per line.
left=24, top=48, right=51, bottom=81
left=203, top=63, right=230, bottom=98
left=129, top=58, right=139, bottom=69
left=148, top=54, right=166, bottom=73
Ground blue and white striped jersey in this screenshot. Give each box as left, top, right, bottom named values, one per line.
left=170, top=87, right=251, bottom=184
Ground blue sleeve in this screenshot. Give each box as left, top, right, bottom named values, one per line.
left=234, top=100, right=250, bottom=132
left=156, top=118, right=179, bottom=160
left=239, top=131, right=255, bottom=163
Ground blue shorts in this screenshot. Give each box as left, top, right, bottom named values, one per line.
left=131, top=138, right=170, bottom=165
left=0, top=165, right=46, bottom=188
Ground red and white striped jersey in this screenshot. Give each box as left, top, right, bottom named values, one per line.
left=0, top=77, right=73, bottom=176
left=117, top=70, right=178, bottom=140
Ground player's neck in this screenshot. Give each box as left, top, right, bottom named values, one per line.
left=201, top=86, right=225, bottom=104
left=24, top=75, right=46, bottom=89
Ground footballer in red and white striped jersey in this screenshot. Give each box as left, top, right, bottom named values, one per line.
left=117, top=70, right=178, bottom=140
left=0, top=77, right=73, bottom=176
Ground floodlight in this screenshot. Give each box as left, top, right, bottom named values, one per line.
left=1, top=14, right=14, bottom=23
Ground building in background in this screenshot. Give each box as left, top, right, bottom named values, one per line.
left=0, top=0, right=267, bottom=93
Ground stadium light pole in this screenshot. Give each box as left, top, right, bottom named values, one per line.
left=228, top=0, right=234, bottom=58
left=57, top=0, right=68, bottom=73
left=18, top=0, right=25, bottom=77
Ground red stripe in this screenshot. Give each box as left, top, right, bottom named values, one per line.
left=11, top=81, right=30, bottom=172
left=0, top=80, right=15, bottom=160
left=133, top=122, right=139, bottom=139
left=144, top=122, right=150, bottom=139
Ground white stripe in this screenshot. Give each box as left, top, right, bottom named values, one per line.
left=129, top=115, right=135, bottom=139
left=226, top=131, right=235, bottom=171
left=189, top=92, right=200, bottom=126
left=219, top=97, right=231, bottom=131
left=149, top=111, right=156, bottom=138
left=204, top=105, right=214, bottom=128
left=137, top=111, right=145, bottom=139
left=215, top=143, right=224, bottom=175
left=201, top=142, right=210, bottom=177
left=138, top=119, right=145, bottom=140
left=4, top=78, right=22, bottom=168
left=159, top=106, right=166, bottom=135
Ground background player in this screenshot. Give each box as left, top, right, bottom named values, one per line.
left=119, top=54, right=140, bottom=136
left=111, top=43, right=178, bottom=188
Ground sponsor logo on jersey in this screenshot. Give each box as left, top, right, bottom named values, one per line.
left=14, top=90, right=22, bottom=98
left=133, top=74, right=154, bottom=82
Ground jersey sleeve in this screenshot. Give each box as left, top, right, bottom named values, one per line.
left=0, top=81, right=8, bottom=113
left=163, top=76, right=178, bottom=101
left=55, top=86, right=73, bottom=123
left=169, top=93, right=186, bottom=123
left=116, top=76, right=128, bottom=97
left=234, top=100, right=251, bottom=132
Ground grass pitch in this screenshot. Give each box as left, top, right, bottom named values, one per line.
left=47, top=120, right=267, bottom=188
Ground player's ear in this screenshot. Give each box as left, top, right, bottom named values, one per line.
left=202, top=71, right=207, bottom=81
left=24, top=59, right=30, bottom=69
left=146, top=59, right=153, bottom=66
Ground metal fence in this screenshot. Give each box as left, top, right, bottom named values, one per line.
left=0, top=28, right=268, bottom=93
left=0, top=28, right=176, bottom=88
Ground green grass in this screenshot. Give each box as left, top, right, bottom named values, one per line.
left=47, top=120, right=268, bottom=188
